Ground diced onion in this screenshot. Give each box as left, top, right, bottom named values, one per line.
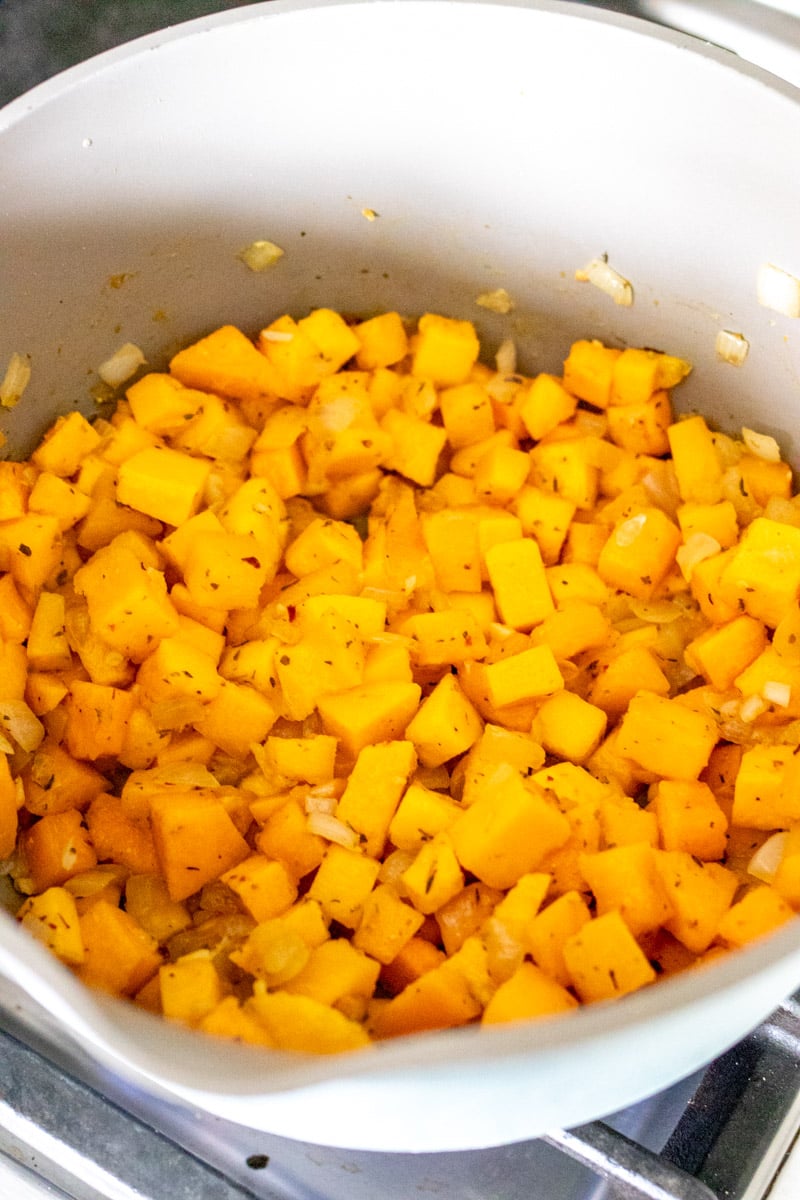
left=715, top=329, right=749, bottom=366
left=739, top=694, right=767, bottom=723
left=762, top=680, right=792, bottom=708
left=476, top=288, right=514, bottom=315
left=575, top=257, right=634, bottom=307
left=615, top=513, right=647, bottom=547
left=748, top=832, right=788, bottom=883
left=97, top=342, right=146, bottom=388
left=0, top=702, right=44, bottom=753
left=757, top=262, right=800, bottom=318
left=628, top=598, right=682, bottom=624
left=239, top=240, right=284, bottom=272
left=676, top=532, right=722, bottom=581
left=0, top=352, right=31, bottom=408
left=742, top=426, right=782, bottom=463
left=259, top=328, right=294, bottom=343
left=305, top=812, right=360, bottom=848
left=494, top=337, right=517, bottom=375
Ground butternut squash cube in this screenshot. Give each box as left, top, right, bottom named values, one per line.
left=401, top=832, right=465, bottom=914
left=73, top=538, right=179, bottom=662
left=651, top=779, right=728, bottom=860
left=247, top=987, right=371, bottom=1054
left=65, top=680, right=136, bottom=761
left=117, top=446, right=211, bottom=526
left=388, top=781, right=461, bottom=851
left=528, top=890, right=593, bottom=987
left=684, top=614, right=767, bottom=693
left=380, top=408, right=448, bottom=488
left=439, top=382, right=495, bottom=449
left=283, top=937, right=380, bottom=1017
left=284, top=517, right=363, bottom=578
left=562, top=339, right=621, bottom=410
left=677, top=501, right=739, bottom=550
left=716, top=885, right=795, bottom=948
left=579, top=844, right=672, bottom=937
left=732, top=745, right=800, bottom=830
left=149, top=792, right=250, bottom=901
left=263, top=734, right=338, bottom=785
left=411, top=313, right=480, bottom=386
left=370, top=955, right=482, bottom=1038
left=719, top=517, right=800, bottom=629
left=563, top=910, right=656, bottom=1003
left=335, top=740, right=417, bottom=858
left=597, top=507, right=681, bottom=599
left=483, top=961, right=578, bottom=1025
left=405, top=673, right=483, bottom=768
left=520, top=373, right=578, bottom=440
left=307, top=844, right=381, bottom=928
left=401, top=609, right=488, bottom=668
left=317, top=680, right=422, bottom=759
left=77, top=899, right=162, bottom=996
left=17, top=886, right=85, bottom=965
left=667, top=416, right=723, bottom=504
left=616, top=692, right=717, bottom=781
left=653, top=850, right=738, bottom=953
left=421, top=508, right=482, bottom=593
left=354, top=311, right=409, bottom=370
left=352, top=884, right=425, bottom=964
left=26, top=591, right=71, bottom=672
left=254, top=798, right=327, bottom=882
left=482, top=644, right=564, bottom=709
left=160, top=951, right=224, bottom=1024
left=450, top=764, right=570, bottom=889
left=221, top=854, right=297, bottom=923
left=485, top=538, right=555, bottom=630
left=31, top=411, right=102, bottom=477
left=533, top=690, right=607, bottom=765
left=183, top=531, right=271, bottom=611
left=169, top=324, right=281, bottom=403
left=194, top=680, right=278, bottom=759
left=28, top=472, right=91, bottom=531
left=587, top=645, right=670, bottom=723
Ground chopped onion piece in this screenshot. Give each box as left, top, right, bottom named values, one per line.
left=575, top=257, right=633, bottom=307
left=0, top=352, right=31, bottom=408
left=742, top=426, right=782, bottom=463
left=715, top=329, right=749, bottom=366
left=239, top=239, right=284, bottom=272
left=757, top=262, right=800, bottom=318
left=476, top=288, right=514, bottom=315
left=306, top=811, right=359, bottom=847
left=378, top=848, right=416, bottom=886
left=676, top=532, right=722, bottom=581
left=304, top=792, right=338, bottom=816
left=97, top=342, right=146, bottom=388
left=762, top=680, right=792, bottom=708
left=361, top=207, right=379, bottom=221
left=0, top=701, right=44, bottom=753
left=748, top=832, right=788, bottom=882
left=260, top=328, right=294, bottom=343
left=739, top=694, right=767, bottom=723
left=615, top=513, right=647, bottom=548
left=494, top=337, right=517, bottom=374
left=628, top=598, right=682, bottom=624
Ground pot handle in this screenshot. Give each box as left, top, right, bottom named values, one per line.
left=581, top=0, right=800, bottom=89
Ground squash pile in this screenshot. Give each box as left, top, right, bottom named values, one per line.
left=3, top=308, right=800, bottom=1054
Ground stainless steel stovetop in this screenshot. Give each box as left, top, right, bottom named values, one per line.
left=1, top=3, right=800, bottom=1199
left=1, top=970, right=800, bottom=1200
